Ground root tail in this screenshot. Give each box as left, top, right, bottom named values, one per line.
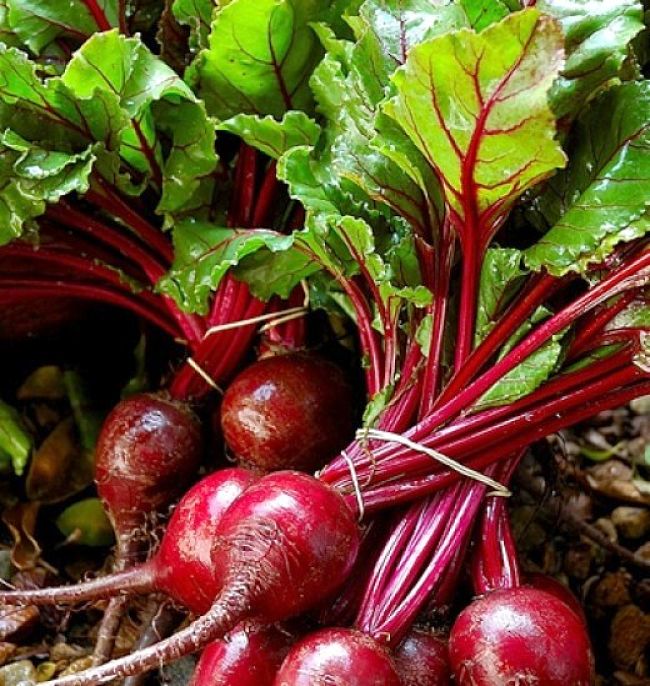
left=0, top=564, right=154, bottom=607
left=42, top=585, right=249, bottom=686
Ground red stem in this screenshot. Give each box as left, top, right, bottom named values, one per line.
left=355, top=374, right=649, bottom=513
left=0, top=281, right=180, bottom=338
left=454, top=235, right=480, bottom=367
left=252, top=161, right=280, bottom=227
left=419, top=231, right=454, bottom=417
left=82, top=0, right=112, bottom=31
left=438, top=271, right=559, bottom=407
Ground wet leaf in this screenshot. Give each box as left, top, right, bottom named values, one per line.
left=25, top=418, right=92, bottom=504
left=56, top=499, right=114, bottom=548
left=16, top=366, right=66, bottom=401
left=1, top=502, right=40, bottom=570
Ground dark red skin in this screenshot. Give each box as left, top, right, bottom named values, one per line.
left=449, top=587, right=595, bottom=686
left=274, top=628, right=401, bottom=686
left=95, top=393, right=203, bottom=540
left=209, top=471, right=361, bottom=626
left=220, top=353, right=355, bottom=472
left=153, top=467, right=258, bottom=614
left=525, top=573, right=586, bottom=623
left=189, top=623, right=291, bottom=686
left=393, top=629, right=450, bottom=686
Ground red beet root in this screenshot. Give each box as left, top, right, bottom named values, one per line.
left=0, top=468, right=258, bottom=612
left=189, top=623, right=291, bottom=686
left=393, top=628, right=450, bottom=686
left=274, top=628, right=401, bottom=686
left=95, top=393, right=203, bottom=546
left=220, top=353, right=355, bottom=472
left=40, top=472, right=360, bottom=685
left=525, top=572, right=586, bottom=623
left=448, top=587, right=595, bottom=686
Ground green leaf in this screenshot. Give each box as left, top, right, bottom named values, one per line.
left=61, top=30, right=218, bottom=211
left=607, top=297, right=650, bottom=330
left=362, top=384, right=394, bottom=427
left=459, top=0, right=510, bottom=31
left=171, top=0, right=215, bottom=51
left=475, top=248, right=526, bottom=343
left=217, top=111, right=321, bottom=159
left=56, top=498, right=115, bottom=547
left=526, top=82, right=650, bottom=276
left=7, top=0, right=118, bottom=54
left=538, top=0, right=645, bottom=119
left=234, top=244, right=319, bottom=300
left=474, top=331, right=564, bottom=409
left=357, top=0, right=466, bottom=67
left=0, top=0, right=21, bottom=47
left=190, top=0, right=330, bottom=119
left=384, top=10, right=566, bottom=230
left=0, top=131, right=95, bottom=243
left=0, top=399, right=32, bottom=476
left=0, top=44, right=126, bottom=151
left=159, top=220, right=299, bottom=312
left=63, top=370, right=102, bottom=456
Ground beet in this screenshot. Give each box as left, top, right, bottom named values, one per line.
left=95, top=393, right=203, bottom=544
left=0, top=468, right=258, bottom=613
left=39, top=472, right=360, bottom=685
left=189, top=623, right=290, bottom=686
left=220, top=353, right=355, bottom=472
left=274, top=628, right=401, bottom=686
left=448, top=587, right=595, bottom=686
left=525, top=572, right=586, bottom=623
left=92, top=393, right=204, bottom=663
left=393, top=628, right=450, bottom=686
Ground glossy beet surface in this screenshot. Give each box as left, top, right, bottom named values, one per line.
left=153, top=468, right=258, bottom=614
left=274, top=628, right=401, bottom=686
left=211, top=472, right=360, bottom=623
left=393, top=629, right=450, bottom=686
left=189, top=624, right=290, bottom=686
left=220, top=353, right=355, bottom=472
left=525, top=572, right=586, bottom=623
left=449, top=587, right=595, bottom=686
left=95, top=394, right=203, bottom=535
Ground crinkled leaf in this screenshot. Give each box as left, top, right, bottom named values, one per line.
left=0, top=399, right=32, bottom=476
left=526, top=82, right=650, bottom=276
left=61, top=31, right=217, bottom=209
left=475, top=248, right=526, bottom=343
left=171, top=0, right=214, bottom=51
left=7, top=0, right=118, bottom=54
left=190, top=0, right=330, bottom=119
left=0, top=131, right=95, bottom=243
left=159, top=220, right=298, bottom=313
left=384, top=10, right=566, bottom=230
left=357, top=0, right=466, bottom=67
left=0, top=44, right=125, bottom=149
left=538, top=0, right=644, bottom=119
left=299, top=215, right=432, bottom=326
left=217, top=111, right=321, bottom=159
left=154, top=98, right=217, bottom=216
left=234, top=245, right=319, bottom=300
left=459, top=0, right=510, bottom=31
